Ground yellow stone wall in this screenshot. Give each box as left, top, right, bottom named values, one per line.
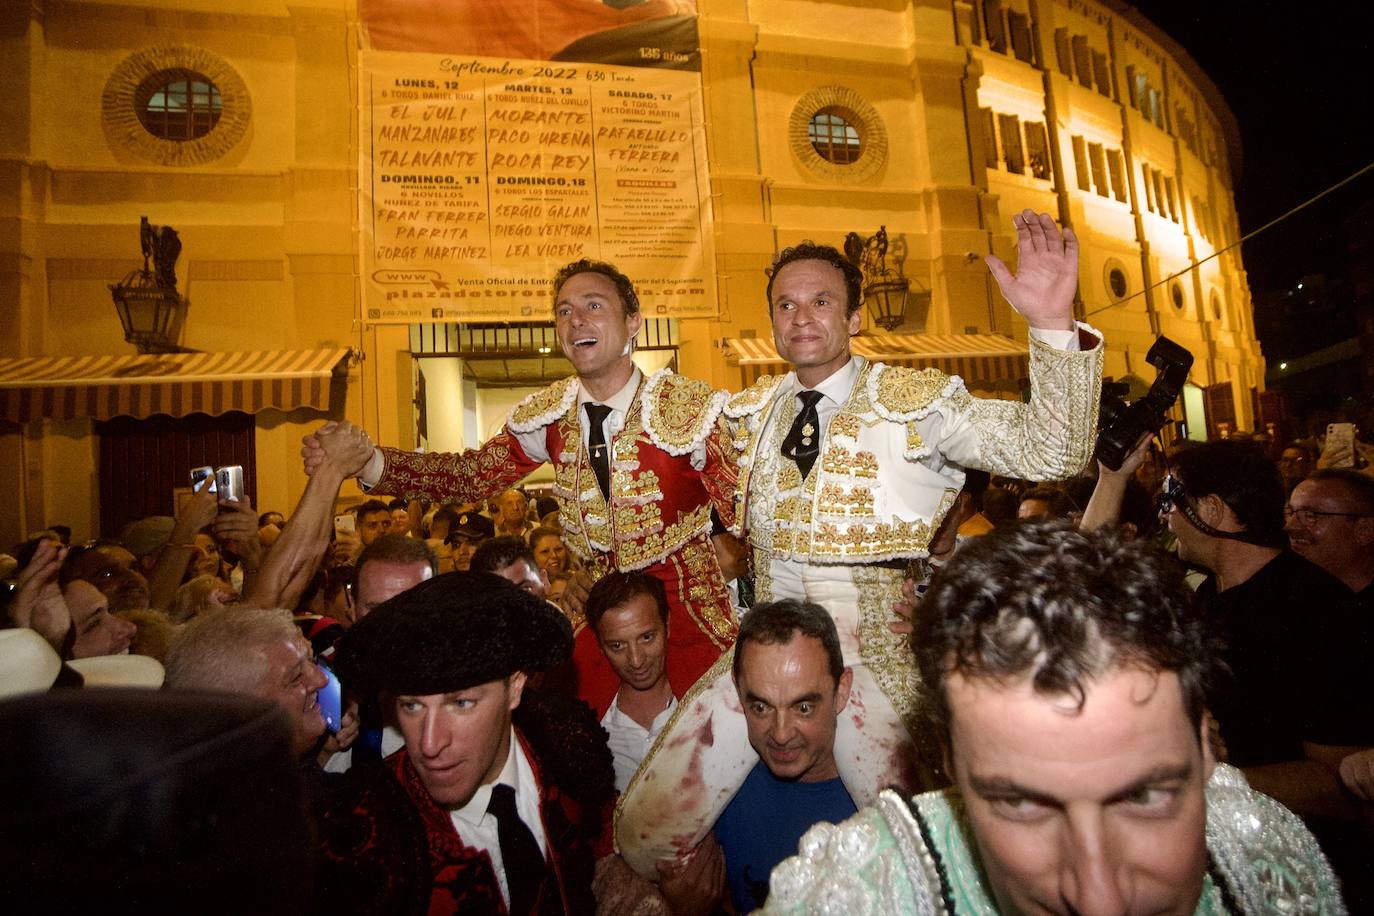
left=0, top=0, right=1261, bottom=544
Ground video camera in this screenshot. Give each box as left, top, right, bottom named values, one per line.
left=1095, top=336, right=1193, bottom=470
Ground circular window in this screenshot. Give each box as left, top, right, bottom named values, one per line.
left=789, top=86, right=887, bottom=184
left=808, top=108, right=862, bottom=164
left=137, top=71, right=223, bottom=141
left=1102, top=259, right=1129, bottom=302
left=1170, top=282, right=1185, bottom=311
left=103, top=46, right=250, bottom=166
left=1108, top=268, right=1128, bottom=299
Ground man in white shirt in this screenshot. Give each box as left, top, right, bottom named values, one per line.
left=315, top=571, right=614, bottom=914
left=619, top=210, right=1106, bottom=876
left=585, top=571, right=678, bottom=793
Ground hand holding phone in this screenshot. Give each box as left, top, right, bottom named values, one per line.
left=190, top=466, right=216, bottom=493
left=215, top=466, right=246, bottom=503
left=1326, top=423, right=1356, bottom=469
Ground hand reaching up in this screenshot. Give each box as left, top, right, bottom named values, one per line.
left=301, top=421, right=375, bottom=479
left=10, top=538, right=71, bottom=652
left=985, top=209, right=1079, bottom=332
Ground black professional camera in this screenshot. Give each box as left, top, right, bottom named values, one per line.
left=1095, top=336, right=1193, bottom=470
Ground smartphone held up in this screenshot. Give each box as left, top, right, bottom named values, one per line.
left=189, top=465, right=246, bottom=509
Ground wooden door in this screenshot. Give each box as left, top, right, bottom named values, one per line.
left=96, top=412, right=256, bottom=538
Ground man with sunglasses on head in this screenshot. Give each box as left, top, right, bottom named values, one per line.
left=1165, top=439, right=1374, bottom=904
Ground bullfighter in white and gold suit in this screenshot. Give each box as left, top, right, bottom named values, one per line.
left=616, top=211, right=1104, bottom=877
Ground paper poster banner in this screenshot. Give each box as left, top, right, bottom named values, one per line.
left=359, top=0, right=701, bottom=71
left=359, top=51, right=716, bottom=323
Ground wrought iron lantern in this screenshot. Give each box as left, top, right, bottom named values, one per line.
left=843, top=225, right=927, bottom=331
left=109, top=216, right=188, bottom=353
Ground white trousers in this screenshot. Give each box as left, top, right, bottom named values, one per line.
left=615, top=555, right=939, bottom=877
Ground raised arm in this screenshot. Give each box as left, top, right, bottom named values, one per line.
left=145, top=482, right=219, bottom=613
left=1080, top=435, right=1152, bottom=532
left=934, top=210, right=1103, bottom=481
left=249, top=423, right=374, bottom=610
left=300, top=420, right=540, bottom=504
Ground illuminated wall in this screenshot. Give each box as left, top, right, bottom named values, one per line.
left=688, top=0, right=1261, bottom=433
left=0, top=0, right=1261, bottom=542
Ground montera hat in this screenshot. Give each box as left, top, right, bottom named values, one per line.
left=334, top=571, right=571, bottom=696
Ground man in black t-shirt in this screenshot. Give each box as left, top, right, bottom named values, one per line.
left=1168, top=443, right=1371, bottom=773
left=1167, top=440, right=1373, bottom=902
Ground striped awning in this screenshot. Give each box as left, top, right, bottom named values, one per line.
left=726, top=334, right=1029, bottom=396
left=0, top=348, right=354, bottom=423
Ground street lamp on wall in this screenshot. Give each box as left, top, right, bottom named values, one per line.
left=109, top=216, right=191, bottom=353
left=843, top=225, right=928, bottom=331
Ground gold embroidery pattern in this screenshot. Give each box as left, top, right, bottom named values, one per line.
left=725, top=374, right=784, bottom=419
left=618, top=502, right=665, bottom=538
left=553, top=409, right=614, bottom=557
left=753, top=547, right=775, bottom=602
left=614, top=503, right=712, bottom=572
left=616, top=468, right=662, bottom=505
left=820, top=447, right=878, bottom=479
left=905, top=421, right=925, bottom=460
left=641, top=370, right=727, bottom=457
left=829, top=412, right=861, bottom=441
left=866, top=364, right=959, bottom=422
left=675, top=535, right=738, bottom=647
left=966, top=330, right=1104, bottom=481
left=854, top=566, right=943, bottom=789
left=817, top=483, right=875, bottom=516
left=508, top=375, right=579, bottom=432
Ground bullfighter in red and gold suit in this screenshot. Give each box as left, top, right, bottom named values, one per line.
left=303, top=260, right=738, bottom=713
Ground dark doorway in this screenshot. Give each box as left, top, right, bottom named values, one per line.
left=97, top=412, right=256, bottom=537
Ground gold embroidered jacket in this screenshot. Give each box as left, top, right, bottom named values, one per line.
left=369, top=369, right=739, bottom=575
left=726, top=327, right=1104, bottom=563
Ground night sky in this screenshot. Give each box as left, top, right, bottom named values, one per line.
left=1137, top=0, right=1374, bottom=294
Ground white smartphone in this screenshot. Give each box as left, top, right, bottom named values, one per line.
left=1327, top=423, right=1356, bottom=468
left=215, top=465, right=245, bottom=503
left=334, top=513, right=356, bottom=537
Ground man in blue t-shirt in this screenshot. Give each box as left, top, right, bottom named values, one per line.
left=661, top=598, right=857, bottom=913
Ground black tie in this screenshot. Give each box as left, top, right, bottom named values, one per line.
left=487, top=783, right=555, bottom=915
left=781, top=390, right=825, bottom=479
left=585, top=402, right=613, bottom=500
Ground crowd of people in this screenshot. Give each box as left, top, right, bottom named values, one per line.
left=0, top=211, right=1366, bottom=914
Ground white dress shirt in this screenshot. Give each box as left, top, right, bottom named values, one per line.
left=600, top=692, right=678, bottom=793
left=447, top=730, right=548, bottom=910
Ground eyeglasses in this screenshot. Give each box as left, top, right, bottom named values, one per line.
left=1284, top=506, right=1372, bottom=525
left=1156, top=474, right=1187, bottom=514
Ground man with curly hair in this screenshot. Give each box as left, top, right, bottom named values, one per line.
left=301, top=260, right=739, bottom=717
left=314, top=571, right=614, bottom=914
left=762, top=522, right=1343, bottom=915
